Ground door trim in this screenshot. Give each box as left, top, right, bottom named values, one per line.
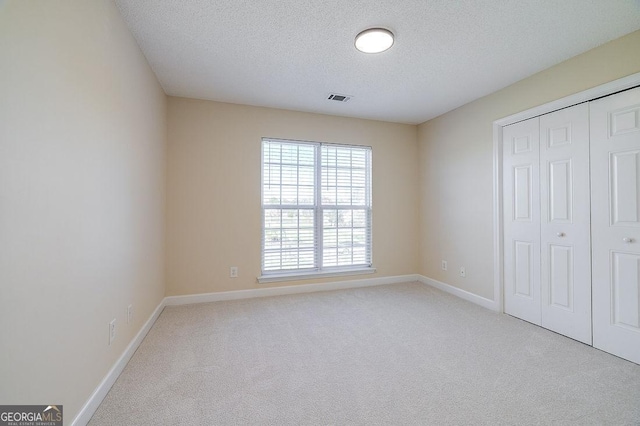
left=493, top=71, right=640, bottom=313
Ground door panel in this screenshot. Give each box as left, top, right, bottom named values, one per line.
left=540, top=103, right=591, bottom=344
left=611, top=251, right=640, bottom=330
left=514, top=240, right=534, bottom=298
left=549, top=159, right=572, bottom=222
left=514, top=165, right=533, bottom=221
left=591, top=86, right=640, bottom=364
left=549, top=244, right=572, bottom=310
left=610, top=150, right=640, bottom=226
left=503, top=118, right=541, bottom=325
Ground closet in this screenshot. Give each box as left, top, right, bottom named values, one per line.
left=503, top=86, right=640, bottom=364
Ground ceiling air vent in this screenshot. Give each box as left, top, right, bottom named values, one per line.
left=327, top=93, right=352, bottom=103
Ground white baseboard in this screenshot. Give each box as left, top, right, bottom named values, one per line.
left=71, top=274, right=417, bottom=424
left=72, top=273, right=493, bottom=425
left=417, top=275, right=499, bottom=311
left=165, top=274, right=420, bottom=306
left=72, top=299, right=166, bottom=426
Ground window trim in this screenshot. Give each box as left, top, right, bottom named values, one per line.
left=257, top=266, right=377, bottom=284
left=260, top=137, right=373, bottom=282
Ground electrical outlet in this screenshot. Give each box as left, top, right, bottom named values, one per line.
left=127, top=305, right=133, bottom=324
left=230, top=267, right=238, bottom=278
left=441, top=260, right=448, bottom=271
left=460, top=266, right=466, bottom=278
left=109, top=319, right=116, bottom=345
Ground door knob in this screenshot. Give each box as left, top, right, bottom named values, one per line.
left=623, top=237, right=634, bottom=243
left=557, top=232, right=565, bottom=237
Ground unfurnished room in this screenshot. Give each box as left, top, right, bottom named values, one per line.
left=2, top=1, right=640, bottom=425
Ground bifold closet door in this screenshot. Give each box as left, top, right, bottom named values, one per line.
left=591, top=86, right=640, bottom=364
left=539, top=103, right=591, bottom=345
left=503, top=117, right=541, bottom=325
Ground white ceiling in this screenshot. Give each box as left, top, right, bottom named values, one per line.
left=115, top=0, right=640, bottom=125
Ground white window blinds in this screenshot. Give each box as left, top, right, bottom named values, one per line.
left=262, top=139, right=372, bottom=275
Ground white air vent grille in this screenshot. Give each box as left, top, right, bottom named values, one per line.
left=327, top=93, right=352, bottom=103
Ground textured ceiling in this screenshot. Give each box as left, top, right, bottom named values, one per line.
left=115, top=0, right=640, bottom=124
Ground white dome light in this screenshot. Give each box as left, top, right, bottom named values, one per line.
left=355, top=28, right=394, bottom=54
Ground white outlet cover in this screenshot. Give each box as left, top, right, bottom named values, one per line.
left=441, top=260, right=447, bottom=271
left=127, top=305, right=133, bottom=324
left=460, top=267, right=466, bottom=277
left=109, top=319, right=116, bottom=345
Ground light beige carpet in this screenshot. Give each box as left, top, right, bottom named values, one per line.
left=89, top=282, right=640, bottom=425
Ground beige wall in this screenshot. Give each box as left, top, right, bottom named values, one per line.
left=167, top=97, right=418, bottom=295
left=417, top=30, right=640, bottom=300
left=0, top=1, right=166, bottom=424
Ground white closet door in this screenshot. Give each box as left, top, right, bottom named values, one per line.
left=591, top=86, right=640, bottom=364
left=504, top=117, right=541, bottom=325
left=540, top=103, right=592, bottom=344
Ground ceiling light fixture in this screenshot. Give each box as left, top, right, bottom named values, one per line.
left=354, top=28, right=394, bottom=54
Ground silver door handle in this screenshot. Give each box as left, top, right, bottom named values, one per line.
left=557, top=232, right=565, bottom=237
left=623, top=237, right=634, bottom=243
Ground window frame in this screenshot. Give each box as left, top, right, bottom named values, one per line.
left=259, top=138, right=375, bottom=283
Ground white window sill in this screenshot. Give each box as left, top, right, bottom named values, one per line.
left=257, top=267, right=376, bottom=284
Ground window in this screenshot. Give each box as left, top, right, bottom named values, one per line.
left=261, top=138, right=373, bottom=280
